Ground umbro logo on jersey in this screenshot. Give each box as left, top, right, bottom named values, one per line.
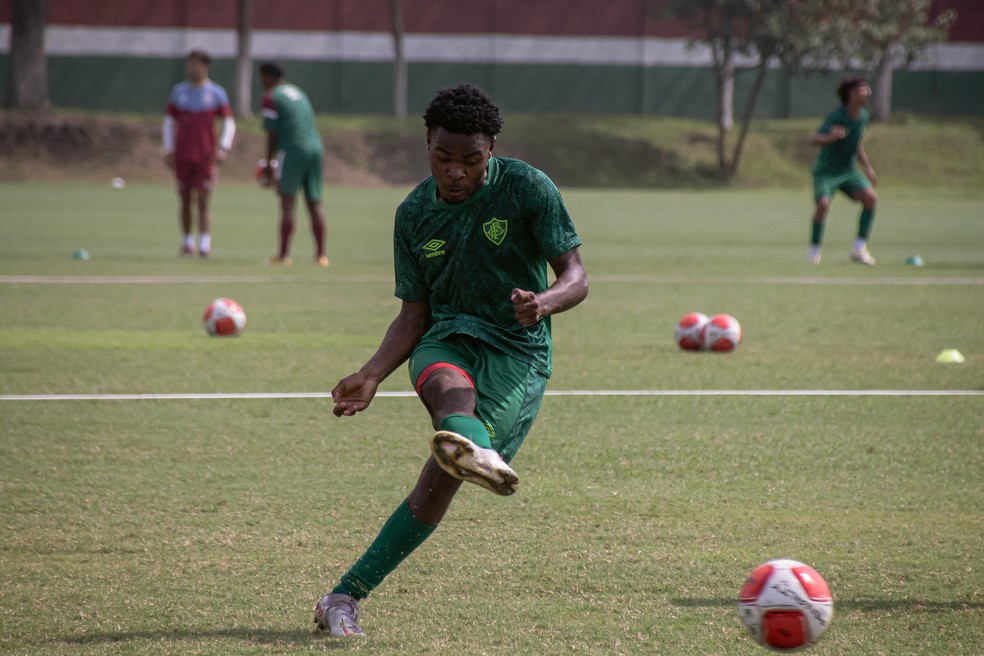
left=423, top=239, right=446, bottom=259
left=483, top=218, right=507, bottom=246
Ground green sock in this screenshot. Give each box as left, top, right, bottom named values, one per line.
left=333, top=501, right=436, bottom=599
left=810, top=221, right=825, bottom=247
left=441, top=414, right=492, bottom=449
left=858, top=208, right=875, bottom=240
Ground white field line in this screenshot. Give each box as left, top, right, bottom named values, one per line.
left=1, top=390, right=981, bottom=401
left=1, top=275, right=982, bottom=286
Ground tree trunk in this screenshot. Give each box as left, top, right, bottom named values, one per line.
left=710, top=38, right=735, bottom=174
left=726, top=59, right=769, bottom=181
left=718, top=43, right=735, bottom=132
left=4, top=0, right=49, bottom=109
left=234, top=0, right=254, bottom=118
left=872, top=55, right=894, bottom=122
left=390, top=0, right=408, bottom=119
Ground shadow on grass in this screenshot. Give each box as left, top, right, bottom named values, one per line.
left=672, top=597, right=984, bottom=612
left=58, top=627, right=350, bottom=649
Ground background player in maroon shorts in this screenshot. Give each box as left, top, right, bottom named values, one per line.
left=162, top=50, right=236, bottom=257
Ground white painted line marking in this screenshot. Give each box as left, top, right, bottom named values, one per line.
left=1, top=390, right=981, bottom=401
left=1, top=275, right=982, bottom=286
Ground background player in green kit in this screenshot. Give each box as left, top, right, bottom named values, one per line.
left=314, top=84, right=589, bottom=637
left=808, top=78, right=879, bottom=266
left=258, top=62, right=329, bottom=267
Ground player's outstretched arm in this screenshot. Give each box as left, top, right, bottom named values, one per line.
left=512, top=247, right=588, bottom=327
left=331, top=300, right=430, bottom=416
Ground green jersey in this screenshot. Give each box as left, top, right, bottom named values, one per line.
left=812, top=106, right=869, bottom=175
left=394, top=157, right=581, bottom=377
left=261, top=83, right=322, bottom=152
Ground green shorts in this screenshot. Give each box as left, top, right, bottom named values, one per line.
left=276, top=145, right=324, bottom=201
left=409, top=333, right=547, bottom=463
left=813, top=169, right=871, bottom=202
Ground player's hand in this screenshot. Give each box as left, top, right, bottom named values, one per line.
left=828, top=125, right=847, bottom=141
left=164, top=152, right=175, bottom=170
left=331, top=372, right=379, bottom=417
left=512, top=288, right=542, bottom=327
left=215, top=149, right=228, bottom=164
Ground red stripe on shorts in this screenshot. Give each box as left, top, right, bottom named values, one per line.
left=415, top=362, right=475, bottom=396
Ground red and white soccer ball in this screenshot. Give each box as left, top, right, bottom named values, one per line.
left=702, top=313, right=742, bottom=352
left=255, top=158, right=278, bottom=188
left=739, top=559, right=833, bottom=652
left=203, top=298, right=247, bottom=337
left=675, top=312, right=709, bottom=351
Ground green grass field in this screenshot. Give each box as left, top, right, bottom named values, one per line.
left=1, top=181, right=982, bottom=655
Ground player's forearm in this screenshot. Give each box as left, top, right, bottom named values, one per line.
left=162, top=116, right=176, bottom=153
left=359, top=305, right=430, bottom=382
left=219, top=116, right=236, bottom=152
left=265, top=131, right=277, bottom=162
left=541, top=249, right=589, bottom=317
left=856, top=144, right=872, bottom=170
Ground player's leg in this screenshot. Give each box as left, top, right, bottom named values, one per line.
left=270, top=192, right=295, bottom=264
left=809, top=175, right=834, bottom=264
left=849, top=184, right=878, bottom=265
left=413, top=336, right=519, bottom=495
left=269, top=150, right=298, bottom=265
left=195, top=164, right=216, bottom=257
left=300, top=148, right=328, bottom=266
left=195, top=186, right=212, bottom=257
left=175, top=163, right=195, bottom=255
left=314, top=461, right=457, bottom=636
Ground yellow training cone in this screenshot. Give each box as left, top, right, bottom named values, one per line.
left=935, top=349, right=965, bottom=364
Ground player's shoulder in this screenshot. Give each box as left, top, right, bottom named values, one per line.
left=493, top=157, right=557, bottom=192
left=205, top=79, right=230, bottom=98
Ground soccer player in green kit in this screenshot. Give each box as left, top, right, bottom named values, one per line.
left=314, top=84, right=589, bottom=637
left=258, top=62, right=329, bottom=267
left=808, top=78, right=879, bottom=266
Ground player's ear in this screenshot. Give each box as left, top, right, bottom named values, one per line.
left=488, top=136, right=496, bottom=155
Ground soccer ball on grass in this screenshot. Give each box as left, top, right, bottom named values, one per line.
left=738, top=558, right=833, bottom=651
left=203, top=298, right=247, bottom=336
left=702, top=313, right=742, bottom=352
left=255, top=158, right=278, bottom=188
left=675, top=312, right=710, bottom=351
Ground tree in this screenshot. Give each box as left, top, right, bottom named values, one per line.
left=4, top=0, right=49, bottom=109
left=390, top=0, right=408, bottom=119
left=665, top=0, right=831, bottom=180
left=837, top=0, right=955, bottom=121
left=234, top=0, right=254, bottom=118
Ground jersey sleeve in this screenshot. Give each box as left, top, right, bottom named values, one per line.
left=261, top=92, right=279, bottom=132
left=392, top=201, right=430, bottom=303
left=166, top=85, right=180, bottom=117
left=528, top=169, right=581, bottom=261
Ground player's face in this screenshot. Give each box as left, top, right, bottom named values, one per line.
left=851, top=82, right=871, bottom=105
left=187, top=58, right=208, bottom=83
left=427, top=128, right=495, bottom=204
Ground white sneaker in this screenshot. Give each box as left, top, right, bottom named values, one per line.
left=850, top=247, right=876, bottom=265
left=313, top=593, right=365, bottom=637
left=431, top=430, right=519, bottom=496
left=808, top=250, right=822, bottom=265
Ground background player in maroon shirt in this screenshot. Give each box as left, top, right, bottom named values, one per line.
left=162, top=50, right=236, bottom=257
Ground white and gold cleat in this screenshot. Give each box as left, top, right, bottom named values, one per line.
left=431, top=430, right=519, bottom=496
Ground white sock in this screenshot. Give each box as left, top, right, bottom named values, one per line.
left=199, top=233, right=211, bottom=253
left=853, top=238, right=866, bottom=253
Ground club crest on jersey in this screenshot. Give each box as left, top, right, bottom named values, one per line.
left=483, top=218, right=507, bottom=246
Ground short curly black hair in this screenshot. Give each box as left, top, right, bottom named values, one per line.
left=837, top=78, right=867, bottom=105
left=423, top=84, right=503, bottom=138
